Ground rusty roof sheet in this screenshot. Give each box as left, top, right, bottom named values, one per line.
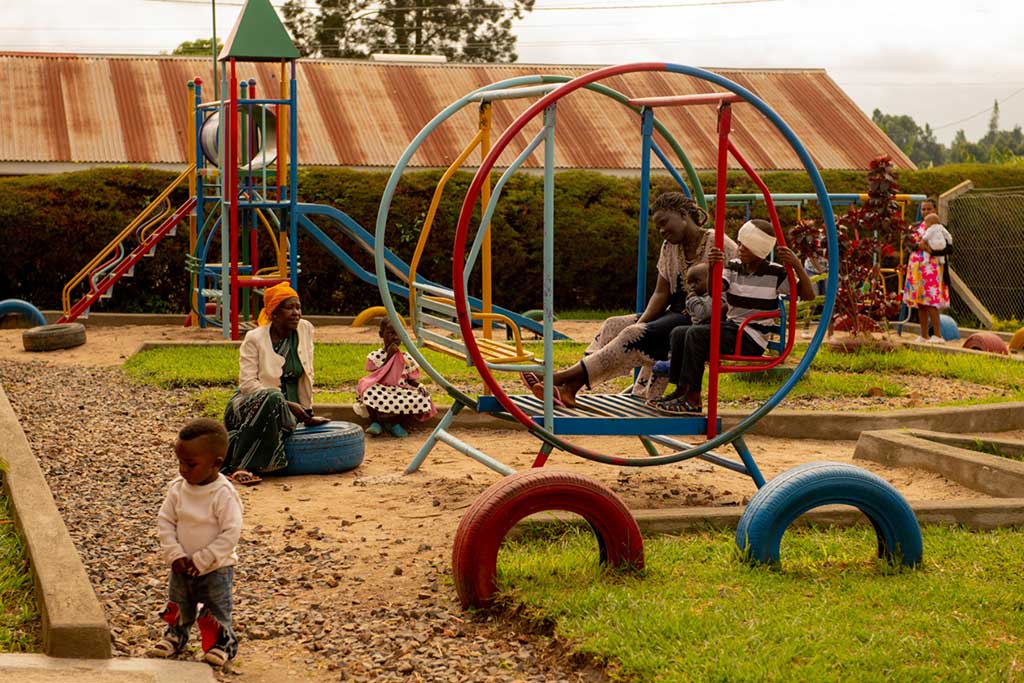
left=0, top=53, right=914, bottom=171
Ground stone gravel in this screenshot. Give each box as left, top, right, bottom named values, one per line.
left=0, top=360, right=607, bottom=682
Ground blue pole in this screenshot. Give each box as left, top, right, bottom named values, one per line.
left=194, top=80, right=207, bottom=327
left=636, top=107, right=654, bottom=315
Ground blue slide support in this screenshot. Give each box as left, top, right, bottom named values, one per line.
left=294, top=203, right=566, bottom=340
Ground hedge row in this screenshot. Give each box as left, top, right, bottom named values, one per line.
left=3, top=163, right=1023, bottom=315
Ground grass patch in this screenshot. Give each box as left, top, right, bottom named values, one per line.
left=497, top=525, right=1024, bottom=683
left=129, top=336, right=1024, bottom=409
left=0, top=489, right=40, bottom=652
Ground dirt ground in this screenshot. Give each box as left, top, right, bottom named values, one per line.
left=0, top=321, right=1001, bottom=682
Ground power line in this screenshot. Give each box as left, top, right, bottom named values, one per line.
left=931, top=85, right=1024, bottom=132
left=142, top=0, right=780, bottom=10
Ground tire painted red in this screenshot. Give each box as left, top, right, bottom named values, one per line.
left=962, top=332, right=1009, bottom=355
left=451, top=469, right=644, bottom=609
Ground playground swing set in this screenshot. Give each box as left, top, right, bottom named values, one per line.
left=376, top=61, right=923, bottom=572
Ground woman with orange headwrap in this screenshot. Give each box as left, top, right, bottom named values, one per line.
left=221, top=283, right=329, bottom=484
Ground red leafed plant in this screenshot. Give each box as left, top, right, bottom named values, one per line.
left=789, top=156, right=915, bottom=336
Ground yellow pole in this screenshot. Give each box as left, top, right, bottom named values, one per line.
left=407, top=131, right=485, bottom=319
left=480, top=103, right=493, bottom=340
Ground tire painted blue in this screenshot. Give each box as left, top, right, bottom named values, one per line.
left=0, top=299, right=46, bottom=327
left=939, top=314, right=960, bottom=341
left=735, top=462, right=922, bottom=567
left=281, top=421, right=365, bottom=476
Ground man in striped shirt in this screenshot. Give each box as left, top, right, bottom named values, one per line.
left=653, top=219, right=817, bottom=414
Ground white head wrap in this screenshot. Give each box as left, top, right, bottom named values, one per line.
left=737, top=221, right=777, bottom=260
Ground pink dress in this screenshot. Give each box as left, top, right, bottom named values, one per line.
left=902, top=223, right=949, bottom=308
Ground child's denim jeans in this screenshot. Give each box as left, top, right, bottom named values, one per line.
left=160, top=566, right=237, bottom=659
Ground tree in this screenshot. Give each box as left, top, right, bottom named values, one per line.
left=172, top=37, right=224, bottom=56
left=281, top=0, right=535, bottom=62
left=872, top=109, right=945, bottom=167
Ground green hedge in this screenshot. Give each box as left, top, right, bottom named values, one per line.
left=3, top=163, right=1024, bottom=315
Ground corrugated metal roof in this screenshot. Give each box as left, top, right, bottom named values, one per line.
left=0, top=53, right=914, bottom=171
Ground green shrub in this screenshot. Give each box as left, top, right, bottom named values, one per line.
left=6, top=163, right=1024, bottom=314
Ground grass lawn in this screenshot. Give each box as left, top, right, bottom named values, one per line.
left=497, top=525, right=1024, bottom=683
left=124, top=337, right=1024, bottom=418
left=0, top=490, right=40, bottom=652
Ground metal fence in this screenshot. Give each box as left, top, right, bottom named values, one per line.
left=946, top=186, right=1024, bottom=326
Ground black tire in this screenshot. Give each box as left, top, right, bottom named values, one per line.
left=22, top=323, right=87, bottom=352
left=452, top=469, right=644, bottom=609
left=280, top=421, right=364, bottom=475
left=735, top=462, right=922, bottom=568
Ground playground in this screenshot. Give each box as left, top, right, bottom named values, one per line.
left=4, top=313, right=1024, bottom=680
left=3, top=0, right=1024, bottom=681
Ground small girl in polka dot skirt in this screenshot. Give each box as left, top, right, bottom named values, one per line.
left=354, top=319, right=436, bottom=437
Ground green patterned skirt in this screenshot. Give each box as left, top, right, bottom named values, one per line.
left=222, top=388, right=297, bottom=475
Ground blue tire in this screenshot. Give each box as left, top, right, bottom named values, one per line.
left=939, top=314, right=960, bottom=341
left=0, top=299, right=47, bottom=327
left=736, top=462, right=922, bottom=568
left=281, top=421, right=365, bottom=476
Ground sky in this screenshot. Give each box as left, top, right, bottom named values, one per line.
left=4, top=0, right=1024, bottom=146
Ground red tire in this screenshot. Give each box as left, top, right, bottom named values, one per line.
left=452, top=469, right=644, bottom=609
left=962, top=332, right=1009, bottom=355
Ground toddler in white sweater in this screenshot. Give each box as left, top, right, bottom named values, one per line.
left=151, top=418, right=243, bottom=667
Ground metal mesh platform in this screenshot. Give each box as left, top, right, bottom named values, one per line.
left=475, top=393, right=720, bottom=436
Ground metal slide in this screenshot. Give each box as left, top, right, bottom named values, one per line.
left=295, top=203, right=565, bottom=340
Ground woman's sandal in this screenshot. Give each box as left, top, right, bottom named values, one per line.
left=519, top=372, right=566, bottom=407
left=229, top=470, right=262, bottom=486
left=654, top=396, right=703, bottom=415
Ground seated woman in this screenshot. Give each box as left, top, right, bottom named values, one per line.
left=521, top=191, right=737, bottom=407
left=221, top=282, right=329, bottom=485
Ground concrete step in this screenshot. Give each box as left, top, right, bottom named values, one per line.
left=0, top=653, right=216, bottom=683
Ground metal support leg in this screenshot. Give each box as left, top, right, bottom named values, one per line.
left=532, top=441, right=554, bottom=468
left=733, top=435, right=766, bottom=488
left=406, top=403, right=462, bottom=474
left=639, top=436, right=660, bottom=457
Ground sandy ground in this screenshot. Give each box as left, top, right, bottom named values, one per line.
left=0, top=320, right=1004, bottom=682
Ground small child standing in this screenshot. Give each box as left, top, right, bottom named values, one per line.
left=151, top=418, right=243, bottom=667
left=354, top=319, right=436, bottom=438
left=922, top=213, right=953, bottom=267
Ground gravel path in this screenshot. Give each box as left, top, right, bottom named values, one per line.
left=0, top=360, right=607, bottom=682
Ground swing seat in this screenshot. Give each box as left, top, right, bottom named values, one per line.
left=417, top=295, right=535, bottom=365
left=476, top=393, right=721, bottom=436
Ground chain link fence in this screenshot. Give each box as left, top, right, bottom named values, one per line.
left=946, top=186, right=1024, bottom=328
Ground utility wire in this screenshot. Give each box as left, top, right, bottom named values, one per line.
left=931, top=85, right=1024, bottom=132
left=142, top=0, right=780, bottom=10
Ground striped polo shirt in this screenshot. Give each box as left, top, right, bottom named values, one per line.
left=722, top=258, right=790, bottom=349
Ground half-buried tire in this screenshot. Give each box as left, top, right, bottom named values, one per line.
left=281, top=421, right=365, bottom=476
left=452, top=469, right=644, bottom=609
left=736, top=462, right=922, bottom=568
left=22, top=323, right=86, bottom=352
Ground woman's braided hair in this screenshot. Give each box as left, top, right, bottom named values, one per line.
left=651, top=191, right=708, bottom=227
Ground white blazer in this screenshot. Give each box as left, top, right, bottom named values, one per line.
left=238, top=318, right=315, bottom=408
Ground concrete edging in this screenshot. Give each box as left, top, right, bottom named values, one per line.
left=0, top=653, right=215, bottom=682
left=0, top=386, right=111, bottom=658
left=854, top=429, right=1024, bottom=498
left=514, top=498, right=1024, bottom=537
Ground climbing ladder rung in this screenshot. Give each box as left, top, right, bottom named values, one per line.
left=144, top=246, right=156, bottom=257
left=200, top=289, right=223, bottom=300
left=125, top=265, right=135, bottom=277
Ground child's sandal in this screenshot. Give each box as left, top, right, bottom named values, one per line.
left=147, top=638, right=180, bottom=658
left=202, top=646, right=229, bottom=667
left=655, top=396, right=703, bottom=415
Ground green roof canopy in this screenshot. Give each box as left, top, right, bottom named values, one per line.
left=219, top=0, right=300, bottom=62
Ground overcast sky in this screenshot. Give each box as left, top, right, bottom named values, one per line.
left=5, top=0, right=1023, bottom=146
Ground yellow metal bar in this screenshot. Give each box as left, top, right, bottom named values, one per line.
left=422, top=295, right=534, bottom=363
left=479, top=103, right=493, bottom=340
left=62, top=165, right=195, bottom=316
left=407, top=129, right=485, bottom=318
